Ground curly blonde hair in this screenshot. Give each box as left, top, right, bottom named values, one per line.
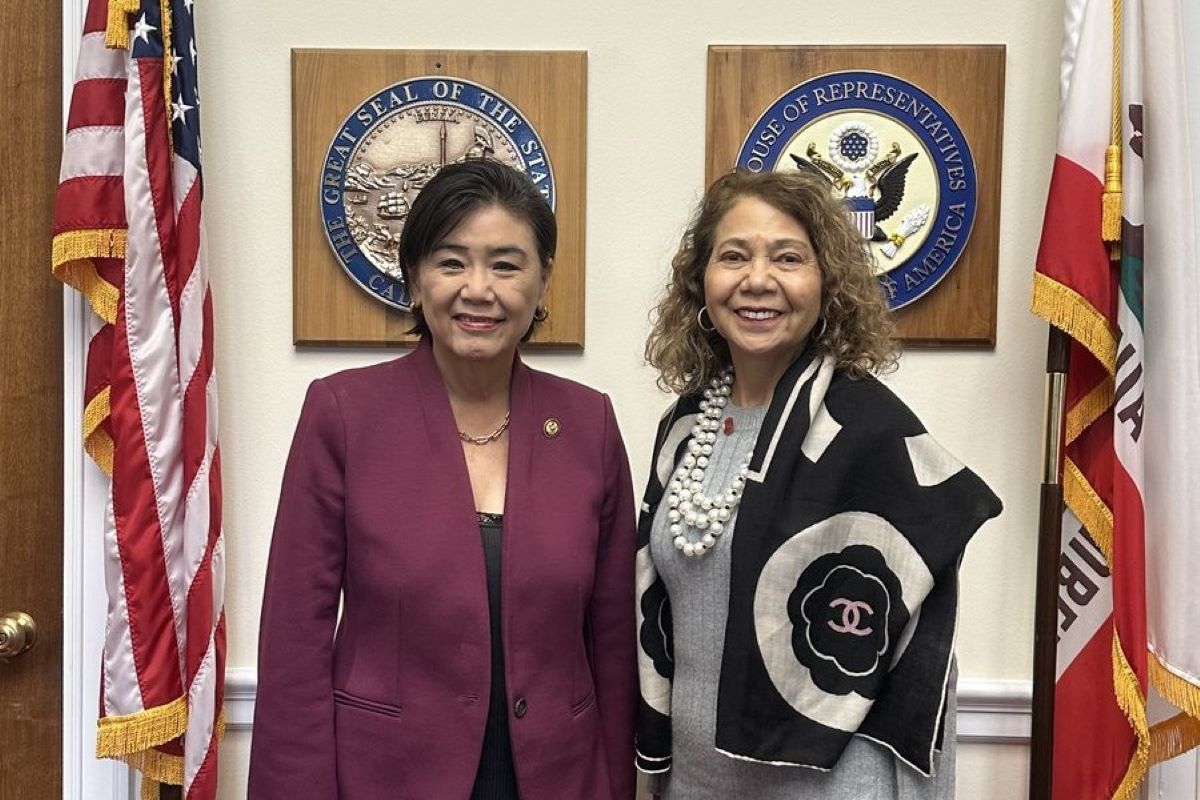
left=645, top=169, right=898, bottom=395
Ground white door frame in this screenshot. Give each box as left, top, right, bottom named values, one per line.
left=60, top=1, right=130, bottom=795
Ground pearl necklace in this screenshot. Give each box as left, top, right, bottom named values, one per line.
left=665, top=368, right=751, bottom=558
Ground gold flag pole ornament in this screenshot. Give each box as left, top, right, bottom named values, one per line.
left=1101, top=0, right=1123, bottom=247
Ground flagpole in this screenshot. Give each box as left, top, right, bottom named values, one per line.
left=1029, top=325, right=1070, bottom=800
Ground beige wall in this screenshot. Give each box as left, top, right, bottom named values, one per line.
left=199, top=0, right=1058, bottom=794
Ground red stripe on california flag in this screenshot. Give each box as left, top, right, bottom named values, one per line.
left=1065, top=339, right=1110, bottom=418
left=136, top=58, right=182, bottom=327
left=1054, top=619, right=1137, bottom=799
left=68, top=79, right=127, bottom=130
left=1072, top=406, right=1115, bottom=509
left=1036, top=155, right=1119, bottom=323
left=53, top=176, right=127, bottom=234
left=1111, top=461, right=1148, bottom=684
left=109, top=306, right=184, bottom=706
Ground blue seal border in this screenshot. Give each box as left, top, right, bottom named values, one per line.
left=319, top=76, right=555, bottom=312
left=735, top=70, right=978, bottom=310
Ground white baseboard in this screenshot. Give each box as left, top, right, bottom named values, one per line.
left=225, top=667, right=259, bottom=730
left=222, top=668, right=1033, bottom=743
left=955, top=678, right=1032, bottom=743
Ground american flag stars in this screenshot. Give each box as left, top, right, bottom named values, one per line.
left=133, top=13, right=155, bottom=43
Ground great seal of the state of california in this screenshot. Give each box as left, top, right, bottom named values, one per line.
left=320, top=77, right=555, bottom=311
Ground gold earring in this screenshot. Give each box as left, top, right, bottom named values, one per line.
left=533, top=306, right=549, bottom=323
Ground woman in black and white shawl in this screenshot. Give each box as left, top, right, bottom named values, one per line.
left=636, top=170, right=1001, bottom=799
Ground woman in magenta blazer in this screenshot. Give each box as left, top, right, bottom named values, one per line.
left=248, top=160, right=637, bottom=799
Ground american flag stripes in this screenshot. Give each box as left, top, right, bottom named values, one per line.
left=53, top=1, right=225, bottom=797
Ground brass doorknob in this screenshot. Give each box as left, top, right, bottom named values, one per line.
left=0, top=611, right=37, bottom=661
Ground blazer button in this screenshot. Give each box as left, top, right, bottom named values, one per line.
left=513, top=696, right=527, bottom=719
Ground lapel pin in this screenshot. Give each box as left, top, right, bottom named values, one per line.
left=543, top=418, right=561, bottom=438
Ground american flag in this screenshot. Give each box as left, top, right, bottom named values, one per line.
left=53, top=1, right=225, bottom=797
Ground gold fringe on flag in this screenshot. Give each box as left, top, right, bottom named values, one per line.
left=1148, top=653, right=1200, bottom=765
left=1062, top=453, right=1153, bottom=795
left=1111, top=631, right=1150, bottom=800
left=1151, top=654, right=1200, bottom=719
left=140, top=778, right=163, bottom=800
left=1060, top=415, right=1152, bottom=797
left=125, top=745, right=185, bottom=786
left=1063, top=457, right=1115, bottom=564
left=52, top=229, right=125, bottom=325
left=83, top=386, right=115, bottom=477
left=1150, top=710, right=1200, bottom=765
left=1031, top=272, right=1118, bottom=374
left=1065, top=376, right=1115, bottom=447
left=105, top=0, right=140, bottom=49
left=101, top=706, right=227, bottom=792
left=96, top=696, right=188, bottom=758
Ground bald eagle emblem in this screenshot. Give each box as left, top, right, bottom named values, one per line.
left=790, top=121, right=931, bottom=261
left=734, top=70, right=978, bottom=310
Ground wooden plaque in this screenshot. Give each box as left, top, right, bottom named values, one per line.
left=707, top=46, right=1005, bottom=346
left=292, top=49, right=587, bottom=348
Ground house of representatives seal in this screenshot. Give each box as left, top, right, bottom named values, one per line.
left=320, top=77, right=555, bottom=311
left=736, top=71, right=977, bottom=310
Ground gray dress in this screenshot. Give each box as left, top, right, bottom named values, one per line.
left=648, top=402, right=955, bottom=800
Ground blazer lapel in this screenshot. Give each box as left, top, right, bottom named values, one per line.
left=501, top=353, right=534, bottom=536
left=406, top=336, right=534, bottom=541
left=406, top=338, right=486, bottom=544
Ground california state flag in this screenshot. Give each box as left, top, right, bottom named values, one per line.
left=1034, top=0, right=1200, bottom=796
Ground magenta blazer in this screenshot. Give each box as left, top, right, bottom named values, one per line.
left=248, top=339, right=637, bottom=799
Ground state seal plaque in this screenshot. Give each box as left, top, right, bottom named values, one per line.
left=708, top=46, right=1004, bottom=346
left=735, top=71, right=977, bottom=311
left=293, top=50, right=587, bottom=348
left=320, top=78, right=555, bottom=311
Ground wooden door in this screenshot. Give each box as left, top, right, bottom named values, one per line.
left=0, top=3, right=63, bottom=797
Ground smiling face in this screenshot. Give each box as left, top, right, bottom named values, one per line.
left=409, top=203, right=549, bottom=369
left=703, top=195, right=824, bottom=380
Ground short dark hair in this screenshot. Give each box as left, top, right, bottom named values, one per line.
left=398, top=159, right=557, bottom=338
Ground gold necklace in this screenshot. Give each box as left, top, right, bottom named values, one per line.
left=458, top=411, right=511, bottom=446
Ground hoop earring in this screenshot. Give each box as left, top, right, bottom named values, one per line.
left=816, top=316, right=828, bottom=340
left=533, top=306, right=549, bottom=323
left=697, top=306, right=716, bottom=333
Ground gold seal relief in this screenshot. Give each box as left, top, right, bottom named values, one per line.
left=783, top=112, right=939, bottom=276
left=343, top=103, right=526, bottom=281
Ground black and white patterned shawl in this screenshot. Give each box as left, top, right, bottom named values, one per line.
left=635, top=348, right=1002, bottom=777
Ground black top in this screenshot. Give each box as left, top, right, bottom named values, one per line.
left=470, top=513, right=520, bottom=799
